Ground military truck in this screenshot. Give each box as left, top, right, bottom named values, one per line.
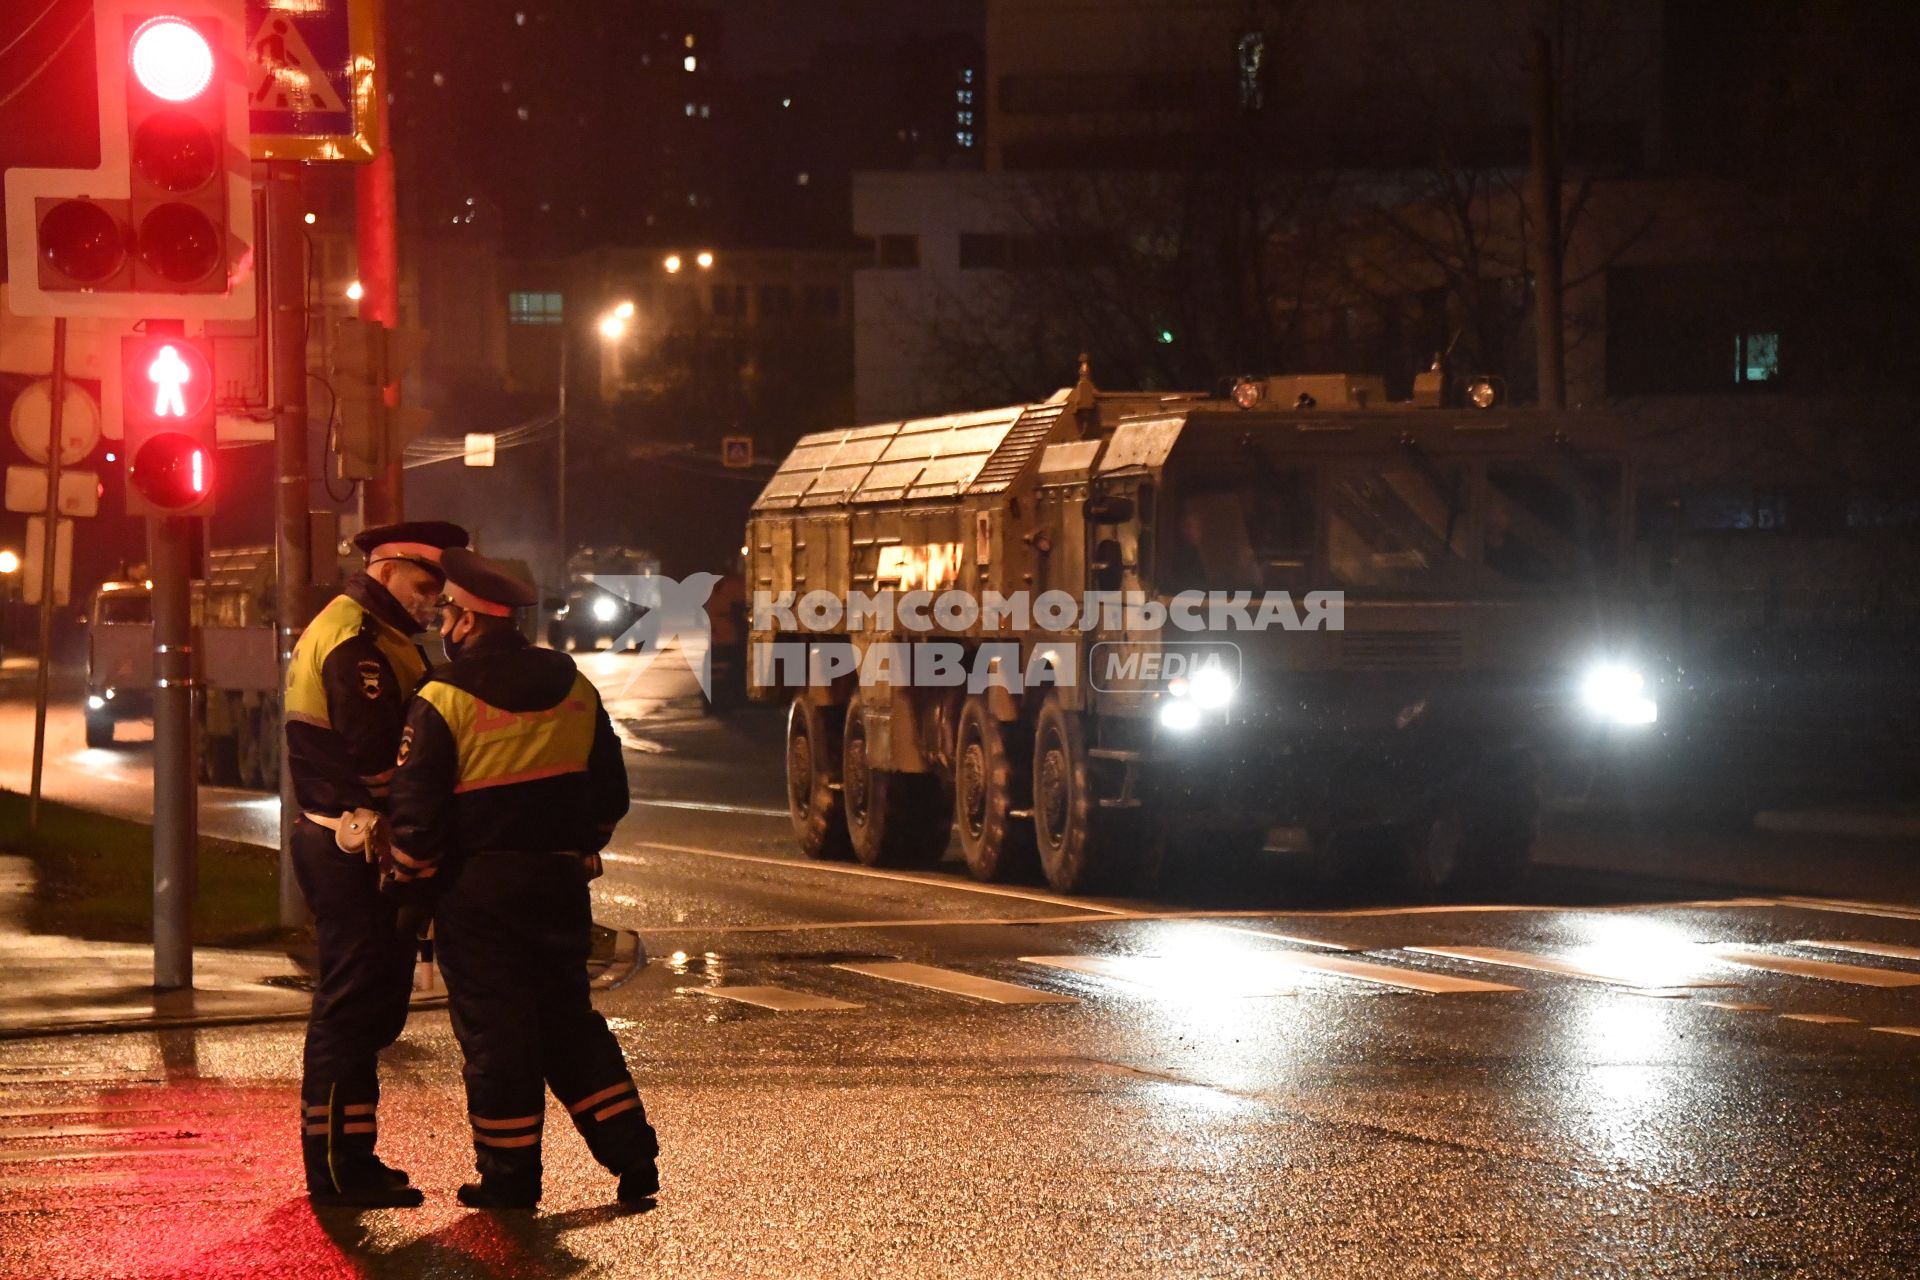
left=85, top=546, right=283, bottom=788
left=747, top=370, right=1652, bottom=895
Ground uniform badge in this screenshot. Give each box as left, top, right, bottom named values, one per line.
left=397, top=726, right=413, bottom=765
left=358, top=660, right=384, bottom=699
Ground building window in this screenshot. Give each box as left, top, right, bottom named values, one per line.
left=959, top=233, right=1010, bottom=270
left=803, top=285, right=840, bottom=318
left=875, top=235, right=920, bottom=269
left=508, top=291, right=563, bottom=325
left=1736, top=332, right=1779, bottom=384
left=1237, top=32, right=1266, bottom=109
left=757, top=284, right=794, bottom=318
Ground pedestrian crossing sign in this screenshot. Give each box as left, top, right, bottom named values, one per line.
left=722, top=436, right=753, bottom=469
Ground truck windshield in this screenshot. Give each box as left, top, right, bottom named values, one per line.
left=1481, top=459, right=1622, bottom=585
left=96, top=594, right=152, bottom=624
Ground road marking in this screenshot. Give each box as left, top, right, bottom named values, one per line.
left=1700, top=1000, right=1769, bottom=1011
left=1871, top=1026, right=1920, bottom=1039
left=1713, top=949, right=1920, bottom=988
left=1795, top=940, right=1920, bottom=964
left=834, top=961, right=1077, bottom=1005
left=0, top=1141, right=207, bottom=1165
left=634, top=798, right=789, bottom=818
left=1259, top=950, right=1521, bottom=995
left=690, top=985, right=861, bottom=1012
left=613, top=843, right=1139, bottom=917
left=1768, top=896, right=1920, bottom=923
left=1779, top=1012, right=1859, bottom=1025
left=1405, top=945, right=1737, bottom=989
left=1021, top=954, right=1297, bottom=998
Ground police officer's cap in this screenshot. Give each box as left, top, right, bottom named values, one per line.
left=354, top=521, right=469, bottom=577
left=440, top=547, right=539, bottom=617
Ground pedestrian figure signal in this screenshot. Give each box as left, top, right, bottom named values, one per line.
left=148, top=344, right=192, bottom=417
left=122, top=335, right=216, bottom=515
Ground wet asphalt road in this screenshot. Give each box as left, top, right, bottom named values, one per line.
left=1, top=650, right=1918, bottom=1276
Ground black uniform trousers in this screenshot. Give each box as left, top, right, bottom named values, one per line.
left=291, top=817, right=417, bottom=1112
left=435, top=850, right=658, bottom=1192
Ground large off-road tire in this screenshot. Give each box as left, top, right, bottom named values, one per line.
left=787, top=698, right=851, bottom=860
left=84, top=708, right=114, bottom=749
left=1398, top=808, right=1471, bottom=898
left=1030, top=696, right=1160, bottom=894
left=842, top=693, right=951, bottom=868
left=954, top=695, right=1037, bottom=883
left=1460, top=753, right=1541, bottom=891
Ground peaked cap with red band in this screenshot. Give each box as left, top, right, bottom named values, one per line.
left=353, top=521, right=470, bottom=574
left=439, top=546, right=539, bottom=618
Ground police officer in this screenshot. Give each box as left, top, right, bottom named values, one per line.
left=386, top=548, right=658, bottom=1209
left=285, top=520, right=468, bottom=1208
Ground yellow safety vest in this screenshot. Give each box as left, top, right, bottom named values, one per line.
left=416, top=672, right=599, bottom=794
left=285, top=593, right=427, bottom=729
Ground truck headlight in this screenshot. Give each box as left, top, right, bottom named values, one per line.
left=1189, top=663, right=1235, bottom=710
left=1159, top=700, right=1201, bottom=731
left=1580, top=662, right=1657, bottom=726
left=88, top=695, right=106, bottom=711
left=592, top=596, right=620, bottom=623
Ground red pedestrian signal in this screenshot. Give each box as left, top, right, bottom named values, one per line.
left=122, top=334, right=216, bottom=515
left=2, top=0, right=254, bottom=319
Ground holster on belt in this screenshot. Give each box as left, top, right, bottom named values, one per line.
left=305, top=808, right=390, bottom=864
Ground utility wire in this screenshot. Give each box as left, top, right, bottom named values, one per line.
left=0, top=5, right=88, bottom=113
left=0, top=0, right=65, bottom=64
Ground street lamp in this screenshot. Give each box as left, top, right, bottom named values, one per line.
left=696, top=251, right=714, bottom=270
left=663, top=254, right=682, bottom=274
left=0, top=551, right=20, bottom=575
left=345, top=279, right=364, bottom=302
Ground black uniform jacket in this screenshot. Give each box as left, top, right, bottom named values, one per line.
left=385, top=630, right=629, bottom=885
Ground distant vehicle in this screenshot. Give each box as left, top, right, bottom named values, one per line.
left=546, top=579, right=649, bottom=651
left=85, top=547, right=283, bottom=788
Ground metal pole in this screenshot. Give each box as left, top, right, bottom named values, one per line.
left=268, top=162, right=312, bottom=928
left=1530, top=29, right=1566, bottom=409
left=27, top=319, right=66, bottom=830
left=556, top=336, right=567, bottom=585
left=356, top=0, right=403, bottom=523
left=150, top=514, right=196, bottom=991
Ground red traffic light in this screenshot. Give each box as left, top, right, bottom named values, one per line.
left=129, top=16, right=214, bottom=102
left=129, top=432, right=213, bottom=508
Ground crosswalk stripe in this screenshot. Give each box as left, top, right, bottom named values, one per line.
left=1713, top=949, right=1920, bottom=988
left=1264, top=951, right=1521, bottom=995
left=833, top=962, right=1077, bottom=1005
left=1796, top=940, right=1920, bottom=964
left=0, top=1141, right=207, bottom=1165
left=1769, top=896, right=1920, bottom=923
left=1405, top=945, right=1736, bottom=989
left=1871, top=1026, right=1920, bottom=1039
left=1022, top=951, right=1517, bottom=996
left=1779, top=1013, right=1858, bottom=1025
left=1021, top=954, right=1296, bottom=997
left=1700, top=1000, right=1769, bottom=1012
left=691, top=985, right=861, bottom=1012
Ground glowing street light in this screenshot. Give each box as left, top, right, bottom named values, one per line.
left=695, top=250, right=714, bottom=269
left=345, top=279, right=364, bottom=302
left=598, top=311, right=627, bottom=340
left=0, top=550, right=19, bottom=575
left=663, top=254, right=682, bottom=273
left=613, top=300, right=635, bottom=319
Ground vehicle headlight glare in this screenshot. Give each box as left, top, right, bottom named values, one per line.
left=1159, top=699, right=1201, bottom=731
left=1581, top=662, right=1657, bottom=726
left=592, top=596, right=620, bottom=623
left=88, top=695, right=106, bottom=711
left=1189, top=663, right=1235, bottom=710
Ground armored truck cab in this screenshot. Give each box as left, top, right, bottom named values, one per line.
left=748, top=375, right=1646, bottom=895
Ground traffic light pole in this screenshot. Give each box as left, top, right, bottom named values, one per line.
left=149, top=514, right=196, bottom=991
left=26, top=319, right=67, bottom=831
left=267, top=163, right=312, bottom=929
left=356, top=0, right=404, bottom=524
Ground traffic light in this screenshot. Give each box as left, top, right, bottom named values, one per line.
left=122, top=332, right=216, bottom=515
left=2, top=0, right=254, bottom=319
left=330, top=317, right=434, bottom=480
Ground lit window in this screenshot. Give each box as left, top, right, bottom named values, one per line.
left=685, top=102, right=695, bottom=116
left=957, top=89, right=972, bottom=105
left=683, top=54, right=697, bottom=72
left=516, top=106, right=529, bottom=121
left=515, top=10, right=525, bottom=25
left=1735, top=333, right=1780, bottom=384
left=781, top=96, right=792, bottom=108
left=699, top=104, right=709, bottom=118
left=684, top=33, right=694, bottom=47
left=958, top=111, right=973, bottom=125
left=501, top=80, right=512, bottom=93
left=432, top=71, right=445, bottom=87
left=797, top=172, right=809, bottom=186
left=957, top=130, right=974, bottom=147
left=962, top=68, right=973, bottom=84
left=508, top=292, right=564, bottom=326
left=1237, top=32, right=1266, bottom=109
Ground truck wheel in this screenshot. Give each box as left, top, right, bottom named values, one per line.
left=1461, top=756, right=1540, bottom=890
left=842, top=693, right=950, bottom=868
left=787, top=698, right=851, bottom=860
left=84, top=709, right=114, bottom=749
left=1032, top=696, right=1098, bottom=892
left=954, top=696, right=1036, bottom=882
left=1399, top=810, right=1469, bottom=898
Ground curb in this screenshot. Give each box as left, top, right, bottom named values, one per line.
left=0, top=989, right=448, bottom=1043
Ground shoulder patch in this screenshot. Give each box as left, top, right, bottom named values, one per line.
left=397, top=725, right=414, bottom=766
left=357, top=659, right=385, bottom=699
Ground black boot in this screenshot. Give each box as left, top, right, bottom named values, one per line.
left=457, top=1178, right=540, bottom=1210
left=303, top=1101, right=424, bottom=1208
left=616, top=1159, right=659, bottom=1204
